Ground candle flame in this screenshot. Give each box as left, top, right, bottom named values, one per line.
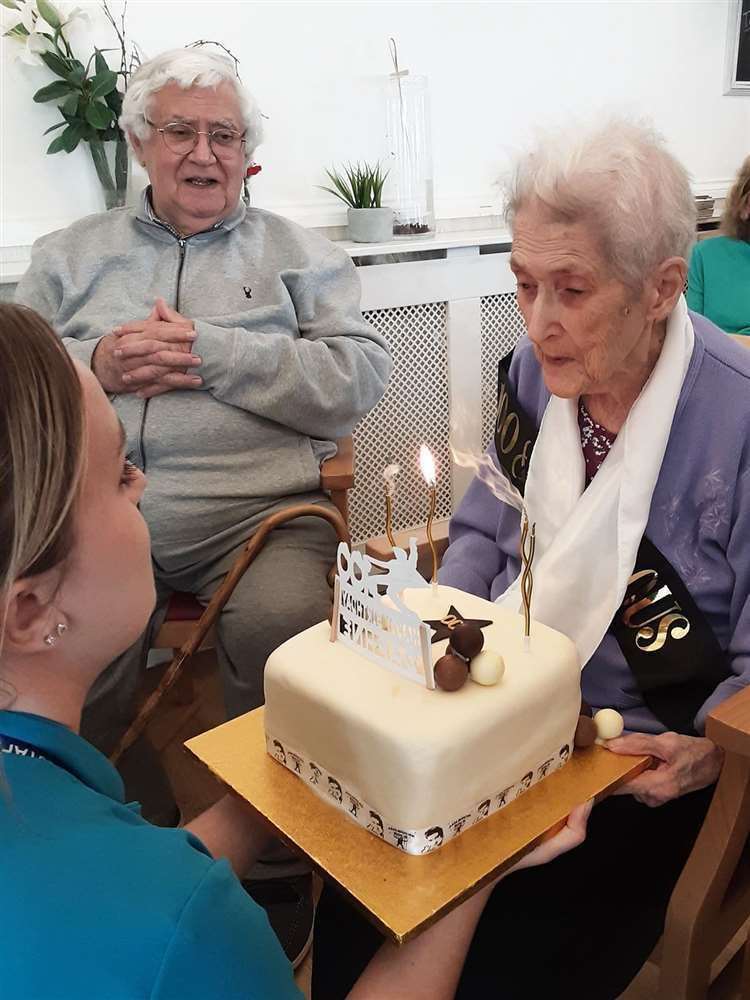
left=419, top=444, right=437, bottom=486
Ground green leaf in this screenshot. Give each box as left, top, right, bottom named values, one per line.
left=61, top=92, right=78, bottom=116
left=40, top=50, right=72, bottom=78
left=43, top=120, right=67, bottom=135
left=36, top=0, right=62, bottom=29
left=61, top=121, right=85, bottom=152
left=4, top=23, right=28, bottom=38
left=68, top=61, right=85, bottom=85
left=33, top=80, right=73, bottom=103
left=104, top=87, right=122, bottom=114
left=94, top=49, right=108, bottom=75
left=47, top=132, right=68, bottom=154
left=85, top=101, right=114, bottom=130
left=90, top=69, right=117, bottom=98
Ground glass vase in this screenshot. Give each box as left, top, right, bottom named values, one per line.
left=384, top=74, right=435, bottom=238
left=89, top=136, right=129, bottom=211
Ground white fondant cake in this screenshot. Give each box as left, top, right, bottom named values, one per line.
left=264, top=584, right=580, bottom=854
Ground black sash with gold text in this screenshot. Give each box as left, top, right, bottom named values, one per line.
left=494, top=354, right=730, bottom=735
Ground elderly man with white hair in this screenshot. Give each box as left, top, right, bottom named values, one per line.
left=16, top=46, right=391, bottom=965
left=314, top=118, right=750, bottom=998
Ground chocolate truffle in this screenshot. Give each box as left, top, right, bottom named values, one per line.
left=593, top=708, right=625, bottom=741
left=469, top=650, right=505, bottom=686
left=449, top=623, right=484, bottom=659
left=574, top=715, right=597, bottom=748
left=434, top=653, right=469, bottom=692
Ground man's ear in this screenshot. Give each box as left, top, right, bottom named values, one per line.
left=3, top=572, right=63, bottom=654
left=647, top=257, right=687, bottom=323
left=128, top=131, right=146, bottom=168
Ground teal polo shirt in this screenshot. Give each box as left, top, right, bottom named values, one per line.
left=0, top=710, right=302, bottom=999
left=687, top=235, right=750, bottom=335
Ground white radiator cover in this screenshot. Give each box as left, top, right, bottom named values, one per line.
left=349, top=248, right=525, bottom=545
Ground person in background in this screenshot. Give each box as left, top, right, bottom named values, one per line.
left=0, top=302, right=589, bottom=1000
left=14, top=46, right=392, bottom=964
left=688, top=156, right=750, bottom=334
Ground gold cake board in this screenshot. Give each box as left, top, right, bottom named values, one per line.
left=185, top=708, right=649, bottom=944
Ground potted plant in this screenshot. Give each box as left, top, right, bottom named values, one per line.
left=320, top=161, right=393, bottom=243
left=3, top=0, right=140, bottom=210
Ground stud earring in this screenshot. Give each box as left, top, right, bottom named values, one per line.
left=44, top=622, right=67, bottom=647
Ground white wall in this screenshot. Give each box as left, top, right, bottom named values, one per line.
left=2, top=0, right=749, bottom=247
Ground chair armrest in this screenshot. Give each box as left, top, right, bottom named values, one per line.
left=321, top=436, right=354, bottom=492
left=706, top=685, right=750, bottom=758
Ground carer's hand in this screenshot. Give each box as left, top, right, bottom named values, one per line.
left=510, top=800, right=592, bottom=873
left=608, top=732, right=723, bottom=807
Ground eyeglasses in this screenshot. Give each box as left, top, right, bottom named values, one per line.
left=145, top=118, right=246, bottom=158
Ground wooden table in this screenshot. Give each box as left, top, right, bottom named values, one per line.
left=186, top=708, right=649, bottom=943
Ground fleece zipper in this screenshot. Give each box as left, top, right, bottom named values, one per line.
left=136, top=214, right=220, bottom=472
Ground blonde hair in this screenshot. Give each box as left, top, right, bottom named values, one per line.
left=0, top=304, right=85, bottom=663
left=505, top=116, right=696, bottom=291
left=721, top=156, right=750, bottom=242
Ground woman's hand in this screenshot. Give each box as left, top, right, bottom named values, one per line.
left=510, top=799, right=593, bottom=872
left=607, top=732, right=723, bottom=807
left=348, top=801, right=592, bottom=1000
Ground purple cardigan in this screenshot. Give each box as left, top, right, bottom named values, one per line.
left=440, top=313, right=750, bottom=734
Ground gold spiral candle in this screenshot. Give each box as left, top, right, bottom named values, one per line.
left=382, top=464, right=400, bottom=551
left=419, top=446, right=439, bottom=589
left=520, top=513, right=536, bottom=638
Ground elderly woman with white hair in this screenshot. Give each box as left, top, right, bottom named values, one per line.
left=313, top=119, right=750, bottom=999
left=15, top=46, right=391, bottom=963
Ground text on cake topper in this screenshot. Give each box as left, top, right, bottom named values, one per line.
left=331, top=541, right=435, bottom=688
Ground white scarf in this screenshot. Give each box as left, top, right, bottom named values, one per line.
left=496, top=296, right=695, bottom=668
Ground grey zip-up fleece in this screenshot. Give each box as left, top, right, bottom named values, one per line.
left=16, top=190, right=391, bottom=569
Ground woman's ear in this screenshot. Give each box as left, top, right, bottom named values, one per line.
left=3, top=572, right=65, bottom=655
left=648, top=257, right=688, bottom=323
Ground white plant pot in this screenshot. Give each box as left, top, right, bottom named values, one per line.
left=347, top=207, right=394, bottom=244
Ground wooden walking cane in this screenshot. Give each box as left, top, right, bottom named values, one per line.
left=110, top=503, right=351, bottom=766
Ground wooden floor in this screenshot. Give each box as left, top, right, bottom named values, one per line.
left=143, top=650, right=745, bottom=1000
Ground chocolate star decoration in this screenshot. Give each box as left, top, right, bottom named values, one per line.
left=423, top=605, right=493, bottom=644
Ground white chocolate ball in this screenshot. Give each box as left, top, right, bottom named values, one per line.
left=593, top=708, right=624, bottom=741
left=469, top=650, right=505, bottom=686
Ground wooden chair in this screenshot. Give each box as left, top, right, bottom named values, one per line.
left=152, top=436, right=354, bottom=657
left=111, top=439, right=354, bottom=764
left=656, top=686, right=750, bottom=998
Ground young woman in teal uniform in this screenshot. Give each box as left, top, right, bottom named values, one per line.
left=0, top=303, right=589, bottom=999
left=688, top=157, right=750, bottom=335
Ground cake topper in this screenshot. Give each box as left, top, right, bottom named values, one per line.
left=331, top=540, right=435, bottom=689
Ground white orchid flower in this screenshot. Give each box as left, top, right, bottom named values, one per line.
left=3, top=0, right=62, bottom=64
left=62, top=5, right=90, bottom=28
